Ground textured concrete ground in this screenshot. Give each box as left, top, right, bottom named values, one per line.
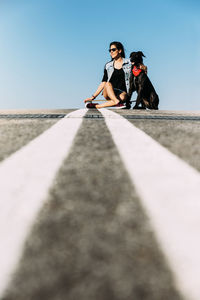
left=1, top=109, right=200, bottom=300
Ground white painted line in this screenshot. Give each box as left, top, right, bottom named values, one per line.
left=0, top=108, right=87, bottom=297
left=100, top=108, right=200, bottom=300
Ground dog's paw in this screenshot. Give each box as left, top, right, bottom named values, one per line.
left=133, top=105, right=146, bottom=110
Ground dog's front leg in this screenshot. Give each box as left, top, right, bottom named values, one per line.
left=127, top=71, right=136, bottom=101
left=133, top=86, right=143, bottom=109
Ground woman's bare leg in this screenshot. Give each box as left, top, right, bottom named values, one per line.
left=96, top=82, right=120, bottom=108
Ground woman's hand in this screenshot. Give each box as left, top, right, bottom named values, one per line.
left=84, top=97, right=95, bottom=103
left=84, top=82, right=106, bottom=103
left=139, top=64, right=148, bottom=74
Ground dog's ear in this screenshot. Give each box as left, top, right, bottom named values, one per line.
left=138, top=51, right=146, bottom=57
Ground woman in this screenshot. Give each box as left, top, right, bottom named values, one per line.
left=84, top=41, right=146, bottom=109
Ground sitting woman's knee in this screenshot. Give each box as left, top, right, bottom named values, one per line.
left=105, top=82, right=113, bottom=89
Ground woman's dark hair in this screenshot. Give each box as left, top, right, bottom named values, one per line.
left=110, top=41, right=125, bottom=58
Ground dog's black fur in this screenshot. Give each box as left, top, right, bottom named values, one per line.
left=128, top=51, right=159, bottom=110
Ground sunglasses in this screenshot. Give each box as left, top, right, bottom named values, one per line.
left=109, top=48, right=117, bottom=53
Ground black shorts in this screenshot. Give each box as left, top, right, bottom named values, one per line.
left=114, top=88, right=126, bottom=100
left=114, top=88, right=126, bottom=96
left=102, top=87, right=126, bottom=99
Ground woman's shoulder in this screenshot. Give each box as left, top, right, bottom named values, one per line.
left=104, top=60, right=113, bottom=69
left=104, top=58, right=131, bottom=69
left=123, top=58, right=131, bottom=65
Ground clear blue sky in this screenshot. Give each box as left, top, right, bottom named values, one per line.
left=0, top=0, right=199, bottom=110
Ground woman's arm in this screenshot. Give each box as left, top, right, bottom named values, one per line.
left=84, top=81, right=106, bottom=102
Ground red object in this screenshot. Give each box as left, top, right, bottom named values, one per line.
left=132, top=66, right=142, bottom=77
left=86, top=102, right=99, bottom=108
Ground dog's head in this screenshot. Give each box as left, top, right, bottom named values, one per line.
left=130, top=51, right=145, bottom=65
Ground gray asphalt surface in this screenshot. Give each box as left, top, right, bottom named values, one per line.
left=2, top=110, right=183, bottom=300
left=112, top=110, right=200, bottom=172
left=0, top=109, right=75, bottom=115
left=128, top=120, right=200, bottom=172
left=0, top=110, right=74, bottom=163
left=0, top=119, right=57, bottom=162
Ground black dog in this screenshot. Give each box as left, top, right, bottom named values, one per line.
left=128, top=51, right=159, bottom=110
